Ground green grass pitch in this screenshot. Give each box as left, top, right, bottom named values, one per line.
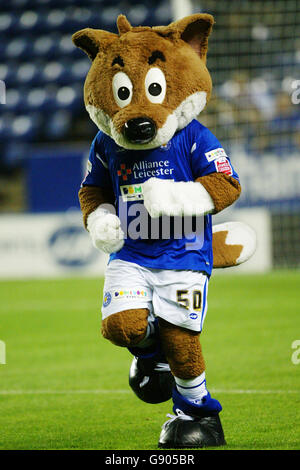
left=0, top=271, right=299, bottom=450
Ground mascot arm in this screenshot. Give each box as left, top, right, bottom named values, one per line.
left=142, top=173, right=241, bottom=218
left=196, top=173, right=241, bottom=213
left=78, top=185, right=114, bottom=228
left=78, top=185, right=125, bottom=254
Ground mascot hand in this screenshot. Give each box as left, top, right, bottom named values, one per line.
left=142, top=177, right=215, bottom=218
left=87, top=208, right=125, bottom=254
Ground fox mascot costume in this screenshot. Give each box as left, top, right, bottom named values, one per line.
left=72, top=13, right=256, bottom=448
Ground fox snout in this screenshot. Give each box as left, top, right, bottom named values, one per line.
left=123, top=117, right=157, bottom=144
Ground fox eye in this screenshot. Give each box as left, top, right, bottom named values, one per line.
left=112, top=72, right=133, bottom=108
left=145, top=67, right=166, bottom=104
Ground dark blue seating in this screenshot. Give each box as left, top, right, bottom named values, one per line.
left=0, top=0, right=172, bottom=147
left=45, top=109, right=72, bottom=139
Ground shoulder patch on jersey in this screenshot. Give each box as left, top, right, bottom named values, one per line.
left=205, top=147, right=227, bottom=162
left=214, top=156, right=233, bottom=176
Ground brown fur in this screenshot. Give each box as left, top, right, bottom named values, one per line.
left=196, top=173, right=241, bottom=213
left=117, top=15, right=132, bottom=35
left=159, top=319, right=205, bottom=379
left=78, top=185, right=115, bottom=228
left=101, top=308, right=149, bottom=347
left=212, top=230, right=243, bottom=268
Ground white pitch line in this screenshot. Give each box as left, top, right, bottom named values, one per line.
left=0, top=389, right=299, bottom=396
left=212, top=389, right=300, bottom=395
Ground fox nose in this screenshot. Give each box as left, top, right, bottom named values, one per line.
left=123, top=117, right=156, bottom=144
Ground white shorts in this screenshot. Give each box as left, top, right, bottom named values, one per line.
left=102, top=259, right=208, bottom=332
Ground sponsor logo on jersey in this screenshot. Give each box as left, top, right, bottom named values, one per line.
left=205, top=147, right=227, bottom=162
left=117, top=163, right=132, bottom=181
left=120, top=183, right=144, bottom=202
left=214, top=156, right=233, bottom=176
left=118, top=160, right=174, bottom=182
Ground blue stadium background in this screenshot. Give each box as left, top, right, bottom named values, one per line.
left=0, top=0, right=299, bottom=268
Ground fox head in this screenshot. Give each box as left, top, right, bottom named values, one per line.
left=72, top=13, right=214, bottom=150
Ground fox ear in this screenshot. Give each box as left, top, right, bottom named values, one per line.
left=117, top=15, right=132, bottom=35
left=156, top=14, right=214, bottom=61
left=72, top=28, right=116, bottom=60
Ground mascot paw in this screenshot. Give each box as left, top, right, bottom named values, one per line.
left=142, top=178, right=178, bottom=218
left=129, top=356, right=175, bottom=404
left=158, top=411, right=226, bottom=448
left=142, top=177, right=214, bottom=218
left=87, top=208, right=125, bottom=254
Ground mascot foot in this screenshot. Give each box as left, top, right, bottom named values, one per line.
left=158, top=411, right=226, bottom=448
left=158, top=388, right=226, bottom=448
left=129, top=356, right=175, bottom=404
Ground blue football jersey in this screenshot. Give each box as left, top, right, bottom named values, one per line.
left=82, top=119, right=239, bottom=276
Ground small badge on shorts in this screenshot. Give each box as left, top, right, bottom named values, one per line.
left=114, top=290, right=147, bottom=299
left=103, top=292, right=112, bottom=307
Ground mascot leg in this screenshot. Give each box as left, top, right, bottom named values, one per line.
left=101, top=308, right=149, bottom=347
left=158, top=319, right=226, bottom=448
left=101, top=309, right=174, bottom=403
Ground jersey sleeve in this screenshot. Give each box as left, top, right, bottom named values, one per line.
left=81, top=133, right=112, bottom=188
left=189, top=122, right=239, bottom=182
